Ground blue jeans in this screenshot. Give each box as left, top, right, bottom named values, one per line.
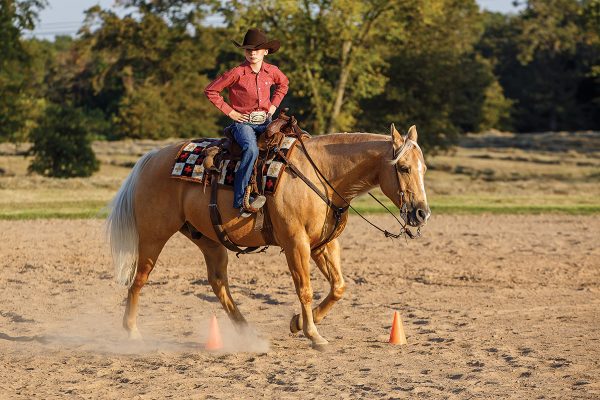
left=231, top=118, right=271, bottom=208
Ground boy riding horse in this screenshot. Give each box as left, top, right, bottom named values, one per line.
left=204, top=28, right=289, bottom=217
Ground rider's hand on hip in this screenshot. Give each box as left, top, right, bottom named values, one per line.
left=229, top=110, right=250, bottom=123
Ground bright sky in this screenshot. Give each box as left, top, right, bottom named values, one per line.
left=30, top=0, right=525, bottom=38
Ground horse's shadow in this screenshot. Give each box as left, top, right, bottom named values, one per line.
left=0, top=332, right=51, bottom=344
left=0, top=330, right=201, bottom=353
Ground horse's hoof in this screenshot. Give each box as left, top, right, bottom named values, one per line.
left=311, top=339, right=329, bottom=352
left=290, top=314, right=302, bottom=334
left=232, top=319, right=249, bottom=331
left=128, top=328, right=143, bottom=340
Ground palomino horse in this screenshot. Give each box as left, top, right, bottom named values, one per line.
left=106, top=124, right=430, bottom=348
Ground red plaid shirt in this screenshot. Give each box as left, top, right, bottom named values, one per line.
left=204, top=61, right=289, bottom=116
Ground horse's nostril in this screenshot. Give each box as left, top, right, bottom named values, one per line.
left=416, top=209, right=427, bottom=222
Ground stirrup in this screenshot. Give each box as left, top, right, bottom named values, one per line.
left=242, top=186, right=266, bottom=213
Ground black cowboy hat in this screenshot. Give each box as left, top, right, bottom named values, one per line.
left=232, top=28, right=280, bottom=54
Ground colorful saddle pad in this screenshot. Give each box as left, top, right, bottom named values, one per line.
left=170, top=137, right=298, bottom=195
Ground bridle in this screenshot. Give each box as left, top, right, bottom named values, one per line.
left=375, top=136, right=422, bottom=239
left=392, top=137, right=419, bottom=230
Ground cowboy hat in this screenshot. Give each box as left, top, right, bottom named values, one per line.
left=232, top=28, right=280, bottom=54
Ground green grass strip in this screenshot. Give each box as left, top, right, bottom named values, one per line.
left=0, top=210, right=108, bottom=220
left=2, top=193, right=600, bottom=220
left=0, top=200, right=109, bottom=220
left=2, top=204, right=599, bottom=220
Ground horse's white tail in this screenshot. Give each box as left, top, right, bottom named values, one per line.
left=106, top=150, right=158, bottom=287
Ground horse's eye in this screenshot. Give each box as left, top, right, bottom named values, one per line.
left=398, top=165, right=411, bottom=174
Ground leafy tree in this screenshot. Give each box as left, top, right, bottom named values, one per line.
left=0, top=0, right=46, bottom=143
left=480, top=1, right=600, bottom=132
left=25, top=35, right=104, bottom=177
left=73, top=3, right=222, bottom=139
left=0, top=0, right=45, bottom=58
left=518, top=0, right=600, bottom=131
left=29, top=103, right=100, bottom=177
left=116, top=0, right=218, bottom=28
left=357, top=0, right=511, bottom=149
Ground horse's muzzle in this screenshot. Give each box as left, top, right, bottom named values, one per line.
left=407, top=205, right=430, bottom=227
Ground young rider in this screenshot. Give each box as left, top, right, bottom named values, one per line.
left=204, top=28, right=289, bottom=217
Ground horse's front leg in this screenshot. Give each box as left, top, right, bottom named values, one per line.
left=290, top=239, right=345, bottom=333
left=283, top=238, right=328, bottom=348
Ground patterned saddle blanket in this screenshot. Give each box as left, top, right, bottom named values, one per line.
left=170, top=136, right=299, bottom=195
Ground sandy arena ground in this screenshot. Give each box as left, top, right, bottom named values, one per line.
left=0, top=215, right=599, bottom=399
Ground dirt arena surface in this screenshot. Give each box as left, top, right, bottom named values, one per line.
left=1, top=215, right=599, bottom=399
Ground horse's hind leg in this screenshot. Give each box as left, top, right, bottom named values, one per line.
left=180, top=229, right=247, bottom=325
left=290, top=239, right=345, bottom=334
left=123, top=237, right=167, bottom=339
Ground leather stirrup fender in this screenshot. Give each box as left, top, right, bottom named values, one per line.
left=208, top=171, right=265, bottom=256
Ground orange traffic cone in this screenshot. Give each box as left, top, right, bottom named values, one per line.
left=389, top=311, right=407, bottom=345
left=205, top=314, right=223, bottom=351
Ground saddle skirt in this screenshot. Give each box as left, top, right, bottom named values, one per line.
left=170, top=135, right=299, bottom=195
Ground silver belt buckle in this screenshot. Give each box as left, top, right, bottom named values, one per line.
left=249, top=111, right=267, bottom=124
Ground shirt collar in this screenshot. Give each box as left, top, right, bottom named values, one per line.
left=240, top=60, right=271, bottom=74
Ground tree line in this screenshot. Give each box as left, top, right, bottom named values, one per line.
left=0, top=0, right=598, bottom=176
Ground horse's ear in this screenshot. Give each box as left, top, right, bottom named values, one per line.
left=407, top=125, right=418, bottom=142
left=390, top=123, right=403, bottom=148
